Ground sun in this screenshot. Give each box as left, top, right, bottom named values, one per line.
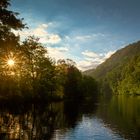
left=7, top=59, right=15, bottom=66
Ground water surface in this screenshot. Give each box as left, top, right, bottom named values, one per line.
left=0, top=96, right=139, bottom=140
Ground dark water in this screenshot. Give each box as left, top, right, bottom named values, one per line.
left=0, top=96, right=140, bottom=140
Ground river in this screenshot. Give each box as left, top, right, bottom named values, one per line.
left=0, top=95, right=139, bottom=140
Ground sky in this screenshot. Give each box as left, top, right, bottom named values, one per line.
left=10, top=0, right=140, bottom=71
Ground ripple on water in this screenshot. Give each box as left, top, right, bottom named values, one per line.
left=51, top=115, right=126, bottom=140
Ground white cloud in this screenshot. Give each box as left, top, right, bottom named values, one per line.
left=75, top=33, right=105, bottom=41
left=13, top=23, right=61, bottom=44
left=46, top=47, right=69, bottom=61
left=75, top=35, right=92, bottom=41
left=78, top=50, right=116, bottom=71
left=64, top=35, right=71, bottom=40
left=82, top=50, right=98, bottom=58
left=32, top=24, right=48, bottom=37
left=104, top=51, right=115, bottom=59
left=77, top=60, right=100, bottom=71
left=57, top=47, right=69, bottom=52
left=77, top=60, right=94, bottom=71
left=39, top=34, right=61, bottom=44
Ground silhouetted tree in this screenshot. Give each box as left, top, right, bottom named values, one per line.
left=0, top=0, right=25, bottom=97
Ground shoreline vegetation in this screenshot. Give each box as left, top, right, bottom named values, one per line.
left=0, top=0, right=98, bottom=103
left=84, top=41, right=140, bottom=96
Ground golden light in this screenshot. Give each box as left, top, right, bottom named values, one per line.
left=7, top=59, right=15, bottom=67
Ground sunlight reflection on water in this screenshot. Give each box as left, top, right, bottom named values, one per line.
left=51, top=116, right=125, bottom=140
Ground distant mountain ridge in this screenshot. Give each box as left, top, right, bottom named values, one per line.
left=84, top=41, right=140, bottom=79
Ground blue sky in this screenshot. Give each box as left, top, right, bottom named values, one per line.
left=11, top=0, right=140, bottom=70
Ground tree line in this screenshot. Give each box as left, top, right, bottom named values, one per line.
left=99, top=54, right=140, bottom=96
left=105, top=55, right=140, bottom=95
left=0, top=0, right=98, bottom=101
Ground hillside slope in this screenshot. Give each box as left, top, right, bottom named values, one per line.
left=84, top=41, right=140, bottom=95
left=85, top=41, right=140, bottom=79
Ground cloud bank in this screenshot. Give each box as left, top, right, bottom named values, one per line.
left=13, top=23, right=61, bottom=44
left=78, top=50, right=115, bottom=71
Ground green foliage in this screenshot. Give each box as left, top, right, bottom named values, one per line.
left=117, top=55, right=140, bottom=95
left=20, top=36, right=56, bottom=99
left=0, top=0, right=98, bottom=102
left=84, top=41, right=140, bottom=96
left=55, top=59, right=98, bottom=100
left=55, top=59, right=82, bottom=99
left=0, top=0, right=25, bottom=29
left=80, top=75, right=98, bottom=100
left=64, top=63, right=82, bottom=99
left=84, top=41, right=140, bottom=80
left=100, top=55, right=140, bottom=95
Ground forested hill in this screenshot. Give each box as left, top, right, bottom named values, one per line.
left=84, top=41, right=140, bottom=79
left=84, top=41, right=140, bottom=95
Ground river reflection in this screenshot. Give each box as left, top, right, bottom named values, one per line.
left=0, top=96, right=140, bottom=140
left=96, top=95, right=140, bottom=140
